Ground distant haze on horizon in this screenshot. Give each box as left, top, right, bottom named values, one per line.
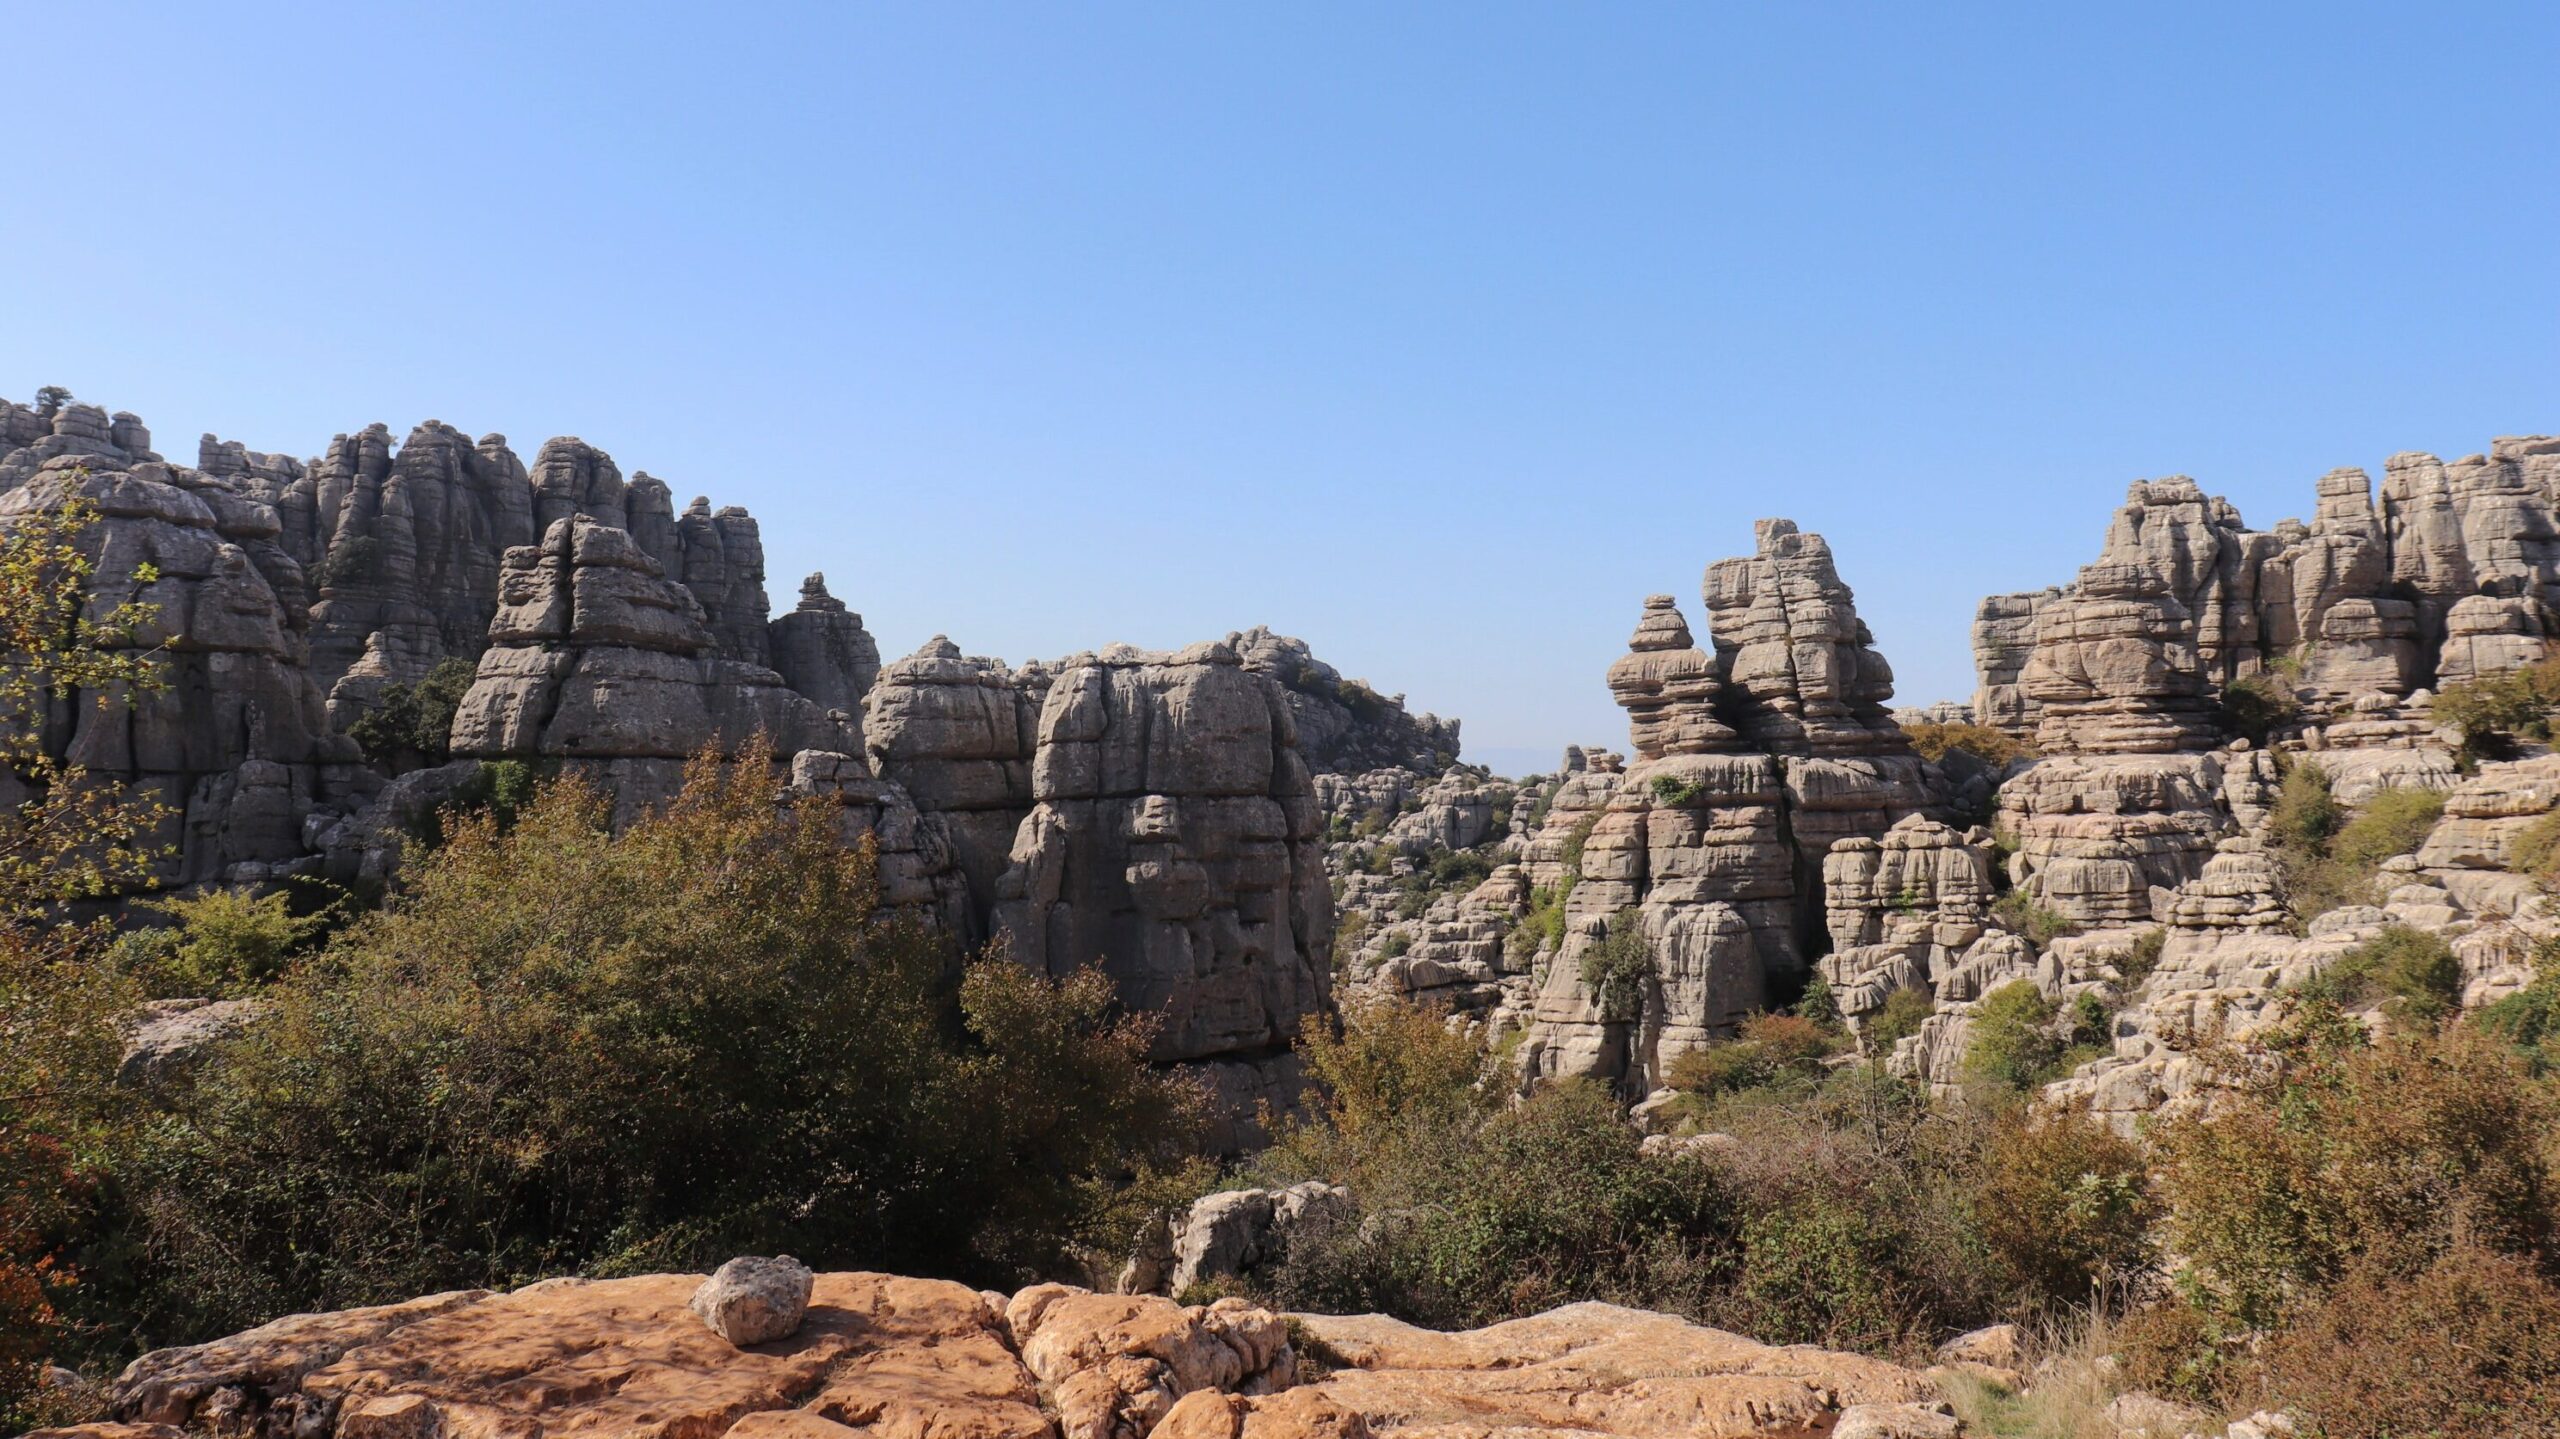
left=12, top=3, right=2557, bottom=777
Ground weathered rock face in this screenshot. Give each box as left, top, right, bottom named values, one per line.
left=0, top=405, right=346, bottom=889
left=1227, top=626, right=1459, bottom=776
left=90, top=1270, right=1942, bottom=1439
left=1977, top=435, right=2560, bottom=739
left=300, top=421, right=537, bottom=701
left=995, top=643, right=1334, bottom=1146
left=3, top=397, right=855, bottom=894
left=767, top=573, right=879, bottom=720
left=1515, top=525, right=1948, bottom=1095
left=448, top=515, right=855, bottom=822
left=862, top=637, right=1043, bottom=929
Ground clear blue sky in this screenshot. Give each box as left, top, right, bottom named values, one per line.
left=12, top=3, right=2558, bottom=776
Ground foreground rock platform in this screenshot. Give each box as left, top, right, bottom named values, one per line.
left=50, top=1271, right=1946, bottom=1439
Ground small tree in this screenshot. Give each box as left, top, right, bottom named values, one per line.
left=0, top=487, right=166, bottom=1423
left=1, top=491, right=171, bottom=914
left=1579, top=909, right=1655, bottom=1021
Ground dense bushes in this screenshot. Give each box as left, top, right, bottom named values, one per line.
left=112, top=887, right=332, bottom=997
left=1249, top=1004, right=2164, bottom=1356
left=345, top=656, right=478, bottom=767
left=1990, top=891, right=2075, bottom=949
left=2252, top=1244, right=2560, bottom=1438
left=1901, top=721, right=2035, bottom=768
left=1665, top=1012, right=1838, bottom=1101
left=2152, top=1015, right=2556, bottom=1338
left=2297, top=923, right=2464, bottom=1025
left=1247, top=979, right=2560, bottom=1431
left=2267, top=764, right=2446, bottom=922
left=2216, top=672, right=2300, bottom=746
left=2432, top=657, right=2560, bottom=764
left=68, top=752, right=1200, bottom=1352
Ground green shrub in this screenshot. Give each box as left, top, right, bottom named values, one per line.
left=2268, top=759, right=2341, bottom=855
left=2119, top=927, right=2167, bottom=990
left=1796, top=973, right=1842, bottom=1027
left=2300, top=923, right=2464, bottom=1027
left=1333, top=910, right=1369, bottom=955
left=2217, top=671, right=2300, bottom=746
left=2475, top=939, right=2560, bottom=1074
left=1431, top=849, right=1493, bottom=889
left=2432, top=659, right=2560, bottom=764
left=1990, top=890, right=2076, bottom=949
left=1558, top=812, right=1600, bottom=877
left=309, top=534, right=381, bottom=592
left=105, top=750, right=1200, bottom=1343
left=1867, top=986, right=1935, bottom=1051
left=2510, top=810, right=2560, bottom=883
left=1900, top=721, right=2034, bottom=768
left=1648, top=774, right=1703, bottom=808
left=2067, top=991, right=2112, bottom=1049
left=1734, top=1195, right=1902, bottom=1348
left=345, top=656, right=478, bottom=767
left=1976, top=1110, right=2157, bottom=1312
left=1378, top=931, right=1412, bottom=961
left=2151, top=1020, right=2555, bottom=1335
left=117, top=887, right=331, bottom=996
left=1963, top=980, right=2069, bottom=1092
left=2270, top=773, right=2445, bottom=924
left=2327, top=785, right=2446, bottom=869
left=1507, top=883, right=1566, bottom=962
left=1666, top=1013, right=1840, bottom=1100
left=1578, top=910, right=1654, bottom=1021
left=2255, top=1243, right=2560, bottom=1438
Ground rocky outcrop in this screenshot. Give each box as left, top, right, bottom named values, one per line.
left=766, top=573, right=879, bottom=720
left=862, top=638, right=1043, bottom=929
left=1513, top=522, right=1947, bottom=1094
left=1121, top=1183, right=1353, bottom=1298
left=995, top=643, right=1334, bottom=1146
left=300, top=422, right=537, bottom=701
left=0, top=405, right=345, bottom=889
left=1970, top=433, right=2560, bottom=1126
left=2, top=397, right=840, bottom=894
left=1977, top=436, right=2560, bottom=739
left=1227, top=627, right=1459, bottom=776
left=89, top=1270, right=1943, bottom=1439
left=447, top=515, right=854, bottom=823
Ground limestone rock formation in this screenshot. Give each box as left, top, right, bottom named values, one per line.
left=862, top=637, right=1042, bottom=928
left=1118, top=1182, right=1353, bottom=1299
left=300, top=421, right=537, bottom=700
left=4, top=394, right=1353, bottom=1150
left=1977, top=435, right=2560, bottom=741
left=448, top=515, right=854, bottom=822
left=1514, top=524, right=1949, bottom=1094
left=995, top=643, right=1334, bottom=1146
left=91, top=1270, right=1943, bottom=1439
left=1227, top=626, right=1459, bottom=776
left=767, top=573, right=879, bottom=719
left=0, top=404, right=344, bottom=889
left=1966, top=432, right=2560, bottom=1127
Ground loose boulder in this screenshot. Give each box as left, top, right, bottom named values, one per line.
left=690, top=1255, right=815, bottom=1346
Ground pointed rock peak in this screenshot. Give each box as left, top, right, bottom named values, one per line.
left=1628, top=594, right=1695, bottom=652
left=797, top=572, right=847, bottom=612
left=915, top=635, right=962, bottom=660
left=1753, top=516, right=1800, bottom=551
